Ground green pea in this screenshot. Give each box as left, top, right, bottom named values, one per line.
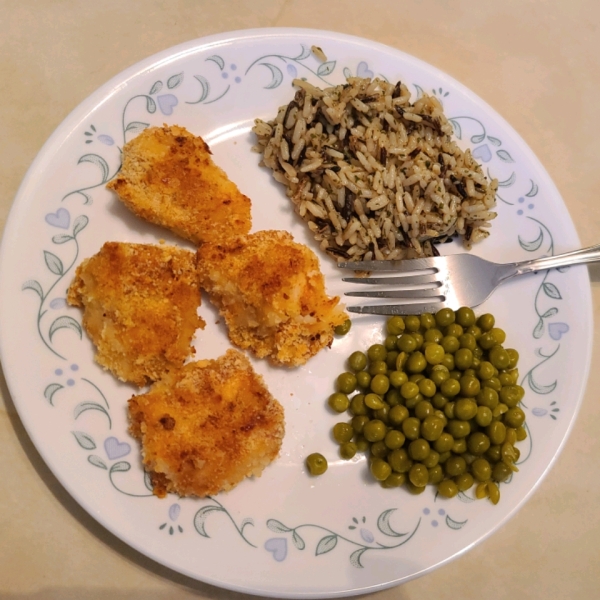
left=471, top=458, right=492, bottom=482
left=492, top=403, right=509, bottom=419
left=384, top=429, right=405, bottom=450
left=499, top=385, right=524, bottom=408
left=478, top=361, right=495, bottom=380
left=482, top=376, right=502, bottom=392
left=356, top=371, right=372, bottom=389
left=407, top=481, right=427, bottom=495
left=505, top=428, right=517, bottom=446
left=386, top=351, right=399, bottom=369
left=516, top=425, right=528, bottom=441
left=367, top=344, right=387, bottom=362
left=455, top=472, right=475, bottom=492
left=441, top=335, right=460, bottom=354
left=364, top=393, right=384, bottom=410
left=408, top=438, right=431, bottom=461
left=333, top=422, right=354, bottom=444
left=411, top=332, right=424, bottom=350
left=466, top=324, right=482, bottom=339
left=477, top=313, right=495, bottom=332
left=389, top=404, right=409, bottom=426
left=490, top=327, right=506, bottom=345
left=475, top=406, right=493, bottom=427
left=440, top=378, right=461, bottom=397
left=405, top=392, right=424, bottom=409
left=406, top=351, right=427, bottom=373
left=424, top=343, right=445, bottom=365
left=473, top=346, right=483, bottom=359
left=389, top=371, right=408, bottom=388
left=355, top=435, right=370, bottom=452
left=421, top=416, right=445, bottom=441
left=486, top=421, right=507, bottom=445
left=418, top=378, right=436, bottom=398
left=397, top=334, right=417, bottom=353
left=420, top=313, right=436, bottom=330
left=409, top=463, right=429, bottom=487
left=428, top=465, right=445, bottom=484
left=445, top=323, right=464, bottom=338
left=370, top=440, right=389, bottom=458
left=370, top=458, right=392, bottom=481
left=350, top=393, right=368, bottom=416
left=467, top=432, right=491, bottom=455
left=492, top=461, right=512, bottom=483
left=432, top=392, right=448, bottom=409
left=460, top=375, right=480, bottom=397
left=478, top=332, right=496, bottom=350
left=351, top=415, right=370, bottom=434
left=437, top=479, right=459, bottom=498
left=498, top=370, right=517, bottom=386
left=489, top=346, right=510, bottom=370
left=504, top=406, right=526, bottom=428
left=373, top=405, right=390, bottom=423
left=404, top=315, right=421, bottom=332
left=485, top=444, right=501, bottom=462
left=433, top=432, right=454, bottom=453
left=348, top=351, right=367, bottom=372
left=451, top=437, right=467, bottom=454
left=455, top=398, right=478, bottom=420
left=370, top=374, right=390, bottom=395
left=440, top=353, right=455, bottom=371
left=384, top=334, right=399, bottom=351
left=506, top=348, right=519, bottom=369
left=401, top=417, right=421, bottom=440
left=477, top=387, right=499, bottom=409
left=337, top=372, right=357, bottom=394
left=447, top=419, right=471, bottom=438
left=413, top=401, right=433, bottom=421
left=456, top=306, right=476, bottom=327
left=328, top=392, right=350, bottom=413
left=444, top=455, right=467, bottom=477
left=458, top=332, right=476, bottom=351
left=381, top=472, right=406, bottom=488
left=306, top=453, right=328, bottom=475
left=335, top=319, right=352, bottom=336
left=409, top=373, right=425, bottom=383
left=387, top=316, right=406, bottom=335
left=363, top=419, right=387, bottom=442
left=424, top=328, right=444, bottom=343
left=339, top=442, right=357, bottom=459
left=454, top=348, right=473, bottom=370
left=423, top=449, right=440, bottom=468
left=385, top=388, right=402, bottom=407
left=369, top=360, right=388, bottom=376
left=400, top=381, right=420, bottom=400
left=435, top=308, right=455, bottom=327
left=388, top=448, right=412, bottom=473
left=443, top=401, right=456, bottom=419
left=471, top=356, right=481, bottom=370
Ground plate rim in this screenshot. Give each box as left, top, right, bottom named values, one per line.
left=0, top=27, right=594, bottom=598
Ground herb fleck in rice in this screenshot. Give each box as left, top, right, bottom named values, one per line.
left=253, top=77, right=498, bottom=262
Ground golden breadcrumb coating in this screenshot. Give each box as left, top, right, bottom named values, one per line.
left=197, top=230, right=348, bottom=366
left=128, top=350, right=284, bottom=498
left=106, top=124, right=251, bottom=244
left=67, top=242, right=204, bottom=387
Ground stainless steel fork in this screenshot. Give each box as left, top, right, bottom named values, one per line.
left=337, top=244, right=600, bottom=315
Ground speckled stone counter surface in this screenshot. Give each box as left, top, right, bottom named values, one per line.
left=1, top=1, right=599, bottom=599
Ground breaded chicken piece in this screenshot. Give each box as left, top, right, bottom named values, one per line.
left=106, top=125, right=251, bottom=244
left=67, top=242, right=204, bottom=387
left=197, top=230, right=348, bottom=366
left=128, top=349, right=284, bottom=498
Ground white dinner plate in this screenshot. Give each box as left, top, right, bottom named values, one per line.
left=0, top=28, right=592, bottom=598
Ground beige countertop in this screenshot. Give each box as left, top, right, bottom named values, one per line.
left=1, top=1, right=599, bottom=599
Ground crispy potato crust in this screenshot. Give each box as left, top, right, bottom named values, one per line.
left=128, top=350, right=284, bottom=498
left=197, top=230, right=348, bottom=366
left=106, top=124, right=251, bottom=244
left=67, top=241, right=204, bottom=387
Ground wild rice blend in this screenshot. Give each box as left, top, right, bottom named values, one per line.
left=252, top=77, right=498, bottom=262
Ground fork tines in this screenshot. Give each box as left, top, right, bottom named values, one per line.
left=337, top=258, right=446, bottom=315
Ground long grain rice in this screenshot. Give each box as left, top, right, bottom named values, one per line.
left=253, top=77, right=498, bottom=262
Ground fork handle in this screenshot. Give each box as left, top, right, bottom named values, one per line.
left=508, top=243, right=600, bottom=277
